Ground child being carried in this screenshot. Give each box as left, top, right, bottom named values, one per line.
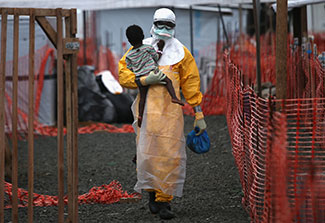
left=125, top=24, right=184, bottom=127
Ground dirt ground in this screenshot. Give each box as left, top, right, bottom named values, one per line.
left=5, top=115, right=250, bottom=222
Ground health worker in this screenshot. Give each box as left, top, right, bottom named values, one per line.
left=118, top=7, right=207, bottom=220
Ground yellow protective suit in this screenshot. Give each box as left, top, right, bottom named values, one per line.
left=118, top=38, right=202, bottom=198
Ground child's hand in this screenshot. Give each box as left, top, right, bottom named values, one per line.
left=157, top=40, right=165, bottom=51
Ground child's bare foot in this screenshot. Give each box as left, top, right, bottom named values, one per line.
left=138, top=116, right=142, bottom=127
left=172, top=98, right=184, bottom=106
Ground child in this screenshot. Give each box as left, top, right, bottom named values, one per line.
left=125, top=24, right=184, bottom=128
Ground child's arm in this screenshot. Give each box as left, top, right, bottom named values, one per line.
left=157, top=40, right=165, bottom=60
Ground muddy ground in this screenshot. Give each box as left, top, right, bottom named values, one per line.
left=5, top=115, right=250, bottom=222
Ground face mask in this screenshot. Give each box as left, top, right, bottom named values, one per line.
left=152, top=26, right=175, bottom=40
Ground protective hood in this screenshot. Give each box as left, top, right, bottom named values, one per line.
left=143, top=37, right=184, bottom=66
left=153, top=8, right=176, bottom=24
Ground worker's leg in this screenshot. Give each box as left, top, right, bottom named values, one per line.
left=145, top=189, right=175, bottom=220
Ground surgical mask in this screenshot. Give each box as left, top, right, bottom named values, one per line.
left=152, top=26, right=175, bottom=40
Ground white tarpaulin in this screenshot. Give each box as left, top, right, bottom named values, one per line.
left=0, top=0, right=276, bottom=10
left=272, top=0, right=325, bottom=11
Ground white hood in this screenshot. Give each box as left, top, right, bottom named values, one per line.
left=143, top=37, right=184, bottom=66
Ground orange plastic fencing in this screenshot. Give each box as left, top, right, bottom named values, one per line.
left=225, top=46, right=325, bottom=222
left=4, top=180, right=140, bottom=208
left=4, top=44, right=54, bottom=139
left=2, top=33, right=325, bottom=211
left=77, top=38, right=119, bottom=78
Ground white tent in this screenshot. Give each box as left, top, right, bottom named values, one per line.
left=0, top=0, right=323, bottom=125
left=0, top=0, right=277, bottom=10
left=1, top=0, right=324, bottom=10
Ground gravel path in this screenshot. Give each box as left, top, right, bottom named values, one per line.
left=5, top=115, right=250, bottom=222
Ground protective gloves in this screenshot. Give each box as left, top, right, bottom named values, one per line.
left=140, top=70, right=166, bottom=86
left=193, top=106, right=207, bottom=136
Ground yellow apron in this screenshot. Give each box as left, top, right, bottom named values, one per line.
left=132, top=65, right=186, bottom=197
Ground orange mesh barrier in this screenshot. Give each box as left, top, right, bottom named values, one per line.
left=34, top=122, right=135, bottom=136
left=4, top=180, right=140, bottom=208
left=4, top=33, right=324, bottom=136
left=225, top=48, right=325, bottom=222
left=4, top=44, right=53, bottom=138
left=77, top=38, right=119, bottom=78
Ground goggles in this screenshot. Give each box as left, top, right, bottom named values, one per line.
left=154, top=21, right=175, bottom=30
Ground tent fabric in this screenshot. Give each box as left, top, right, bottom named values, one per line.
left=78, top=66, right=117, bottom=123
left=77, top=65, right=134, bottom=124
left=0, top=0, right=276, bottom=10
left=96, top=75, right=134, bottom=124
left=272, top=0, right=325, bottom=12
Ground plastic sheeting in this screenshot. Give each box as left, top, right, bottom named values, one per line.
left=96, top=74, right=134, bottom=124
left=272, top=0, right=325, bottom=12
left=78, top=66, right=117, bottom=123
left=78, top=66, right=133, bottom=124
left=0, top=0, right=275, bottom=10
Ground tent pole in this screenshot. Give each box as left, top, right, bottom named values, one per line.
left=189, top=5, right=194, bottom=56
left=83, top=10, right=87, bottom=65
left=253, top=0, right=261, bottom=97
left=217, top=4, right=229, bottom=48
left=239, top=3, right=242, bottom=43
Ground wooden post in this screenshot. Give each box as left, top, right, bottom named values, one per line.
left=28, top=8, right=35, bottom=223
left=12, top=9, right=19, bottom=223
left=70, top=9, right=79, bottom=222
left=35, top=16, right=57, bottom=48
left=56, top=8, right=65, bottom=223
left=0, top=9, right=8, bottom=223
left=72, top=52, right=79, bottom=223
left=65, top=14, right=73, bottom=223
left=0, top=7, right=80, bottom=222
left=275, top=0, right=288, bottom=105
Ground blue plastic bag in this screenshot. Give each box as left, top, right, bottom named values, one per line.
left=186, top=127, right=210, bottom=154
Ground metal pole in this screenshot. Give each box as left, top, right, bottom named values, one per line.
left=83, top=10, right=87, bottom=65
left=275, top=0, right=288, bottom=102
left=253, top=0, right=261, bottom=97
left=218, top=4, right=229, bottom=48
left=189, top=5, right=194, bottom=56
left=239, top=3, right=243, bottom=42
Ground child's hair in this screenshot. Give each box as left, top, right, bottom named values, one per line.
left=126, top=24, right=144, bottom=46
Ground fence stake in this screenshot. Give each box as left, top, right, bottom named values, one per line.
left=12, top=9, right=19, bottom=223
left=28, top=8, right=35, bottom=223
left=275, top=0, right=288, bottom=108
left=0, top=9, right=8, bottom=223
left=56, top=8, right=65, bottom=223
left=70, top=9, right=79, bottom=222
